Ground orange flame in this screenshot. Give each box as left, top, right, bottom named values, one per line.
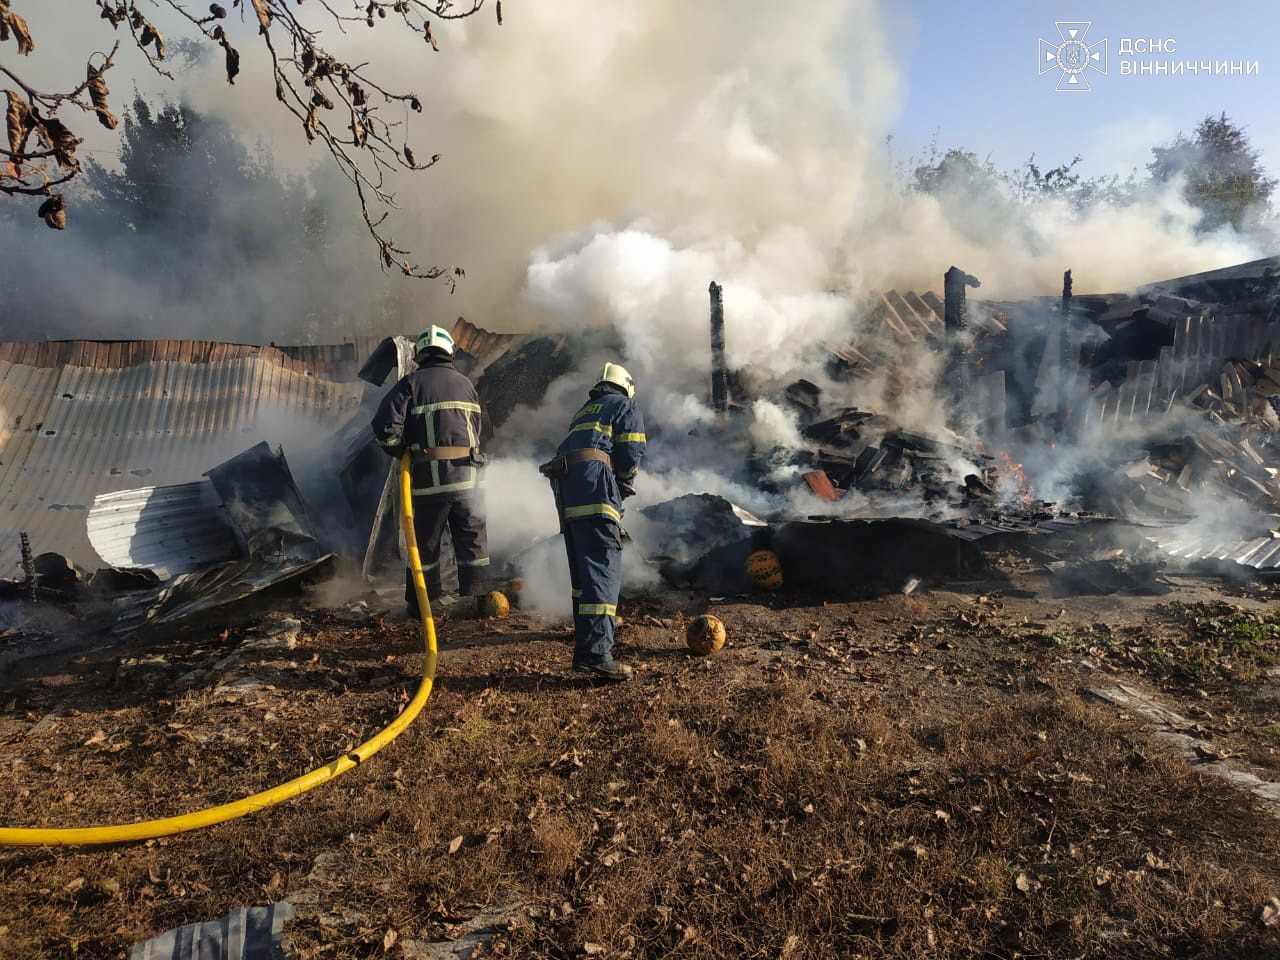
left=1000, top=452, right=1034, bottom=504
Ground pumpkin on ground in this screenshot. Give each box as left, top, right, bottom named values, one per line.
left=686, top=614, right=727, bottom=655
left=477, top=591, right=510, bottom=618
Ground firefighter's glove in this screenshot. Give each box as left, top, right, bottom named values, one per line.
left=618, top=479, right=637, bottom=500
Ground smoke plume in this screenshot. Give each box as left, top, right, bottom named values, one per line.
left=5, top=2, right=1278, bottom=604
left=6, top=2, right=1267, bottom=338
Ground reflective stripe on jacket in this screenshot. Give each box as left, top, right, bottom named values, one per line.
left=555, top=387, right=646, bottom=524
left=371, top=356, right=485, bottom=497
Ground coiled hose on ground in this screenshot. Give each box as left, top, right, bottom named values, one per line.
left=0, top=454, right=437, bottom=847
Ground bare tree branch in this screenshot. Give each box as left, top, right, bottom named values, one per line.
left=1, top=0, right=495, bottom=279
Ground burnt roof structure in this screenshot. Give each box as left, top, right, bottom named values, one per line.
left=0, top=340, right=367, bottom=575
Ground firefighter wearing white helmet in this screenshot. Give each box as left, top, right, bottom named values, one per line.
left=598, top=361, right=635, bottom=397
left=540, top=361, right=646, bottom=681
left=415, top=324, right=455, bottom=357
left=372, top=322, right=491, bottom=614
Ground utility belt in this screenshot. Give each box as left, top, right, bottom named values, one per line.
left=412, top=445, right=487, bottom=466
left=538, top=447, right=612, bottom=479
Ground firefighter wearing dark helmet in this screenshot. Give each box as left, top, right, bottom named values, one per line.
left=371, top=324, right=490, bottom=614
left=542, top=362, right=646, bottom=681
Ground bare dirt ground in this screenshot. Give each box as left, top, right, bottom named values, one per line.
left=3, top=553, right=1280, bottom=959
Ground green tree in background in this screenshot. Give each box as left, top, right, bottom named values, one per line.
left=907, top=114, right=1276, bottom=240
left=910, top=148, right=1004, bottom=199
left=85, top=96, right=309, bottom=250
left=908, top=141, right=1138, bottom=212
left=1, top=94, right=392, bottom=342
left=1148, top=113, right=1276, bottom=233
left=1, top=0, right=492, bottom=279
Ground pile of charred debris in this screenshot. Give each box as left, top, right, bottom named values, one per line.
left=5, top=256, right=1280, bottom=648
left=631, top=260, right=1280, bottom=594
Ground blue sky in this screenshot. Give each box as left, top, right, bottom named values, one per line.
left=887, top=1, right=1280, bottom=182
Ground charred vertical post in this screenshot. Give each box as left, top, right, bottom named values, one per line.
left=20, top=531, right=36, bottom=602
left=709, top=280, right=729, bottom=417
left=943, top=266, right=981, bottom=433
left=1057, top=269, right=1074, bottom=435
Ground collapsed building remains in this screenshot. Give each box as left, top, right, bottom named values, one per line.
left=4, top=256, right=1280, bottom=639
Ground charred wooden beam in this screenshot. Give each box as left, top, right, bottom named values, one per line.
left=944, top=266, right=981, bottom=433
left=20, top=531, right=36, bottom=602
left=709, top=280, right=729, bottom=417
left=1058, top=268, right=1074, bottom=434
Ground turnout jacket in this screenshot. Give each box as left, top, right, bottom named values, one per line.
left=555, top=385, right=646, bottom=524
left=371, top=355, right=484, bottom=497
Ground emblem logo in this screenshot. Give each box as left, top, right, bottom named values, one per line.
left=1039, top=22, right=1107, bottom=91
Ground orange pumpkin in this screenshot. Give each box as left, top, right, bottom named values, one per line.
left=477, top=590, right=510, bottom=618
left=745, top=549, right=783, bottom=592
left=686, top=614, right=727, bottom=655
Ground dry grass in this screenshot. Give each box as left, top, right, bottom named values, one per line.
left=1035, top=598, right=1280, bottom=776
left=2, top=596, right=1280, bottom=959
left=286, top=668, right=1280, bottom=959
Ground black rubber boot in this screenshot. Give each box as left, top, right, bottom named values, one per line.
left=573, top=660, right=634, bottom=682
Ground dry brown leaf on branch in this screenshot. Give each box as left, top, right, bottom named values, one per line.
left=86, top=66, right=118, bottom=130
left=211, top=27, right=240, bottom=84
left=249, top=0, right=272, bottom=33
left=34, top=114, right=80, bottom=170
left=97, top=1, right=125, bottom=28
left=5, top=90, right=35, bottom=178
left=0, top=2, right=36, bottom=56
left=37, top=193, right=66, bottom=230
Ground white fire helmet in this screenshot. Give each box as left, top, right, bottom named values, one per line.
left=414, top=324, right=455, bottom=357
left=597, top=362, right=636, bottom=398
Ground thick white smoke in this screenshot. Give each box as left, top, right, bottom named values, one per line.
left=7, top=2, right=1278, bottom=599
left=11, top=3, right=1267, bottom=335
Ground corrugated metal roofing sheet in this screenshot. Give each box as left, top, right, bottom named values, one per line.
left=130, top=900, right=293, bottom=960
left=1140, top=255, right=1280, bottom=292
left=0, top=340, right=316, bottom=373
left=87, top=481, right=240, bottom=578
left=276, top=337, right=385, bottom=380
left=0, top=355, right=366, bottom=575
left=1146, top=528, right=1280, bottom=570
left=451, top=318, right=516, bottom=367
left=113, top=555, right=335, bottom=633
left=0, top=337, right=396, bottom=382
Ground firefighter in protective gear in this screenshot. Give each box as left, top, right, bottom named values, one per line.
left=542, top=362, right=646, bottom=681
left=372, top=325, right=490, bottom=613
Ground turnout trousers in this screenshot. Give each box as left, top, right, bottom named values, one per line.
left=553, top=481, right=624, bottom=666
left=404, top=492, right=490, bottom=609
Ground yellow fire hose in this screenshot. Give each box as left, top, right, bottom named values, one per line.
left=0, top=455, right=437, bottom=847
